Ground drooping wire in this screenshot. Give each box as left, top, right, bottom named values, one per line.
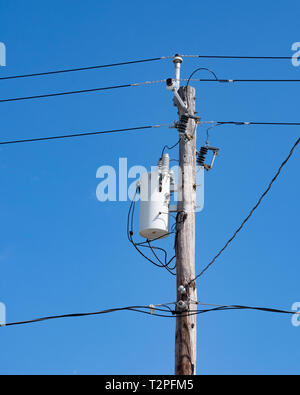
left=185, top=68, right=219, bottom=88
left=189, top=136, right=300, bottom=284
left=203, top=122, right=223, bottom=145
left=127, top=187, right=177, bottom=275
left=161, top=138, right=181, bottom=158
left=2, top=304, right=178, bottom=327
left=188, top=301, right=300, bottom=317
left=185, top=67, right=219, bottom=109
left=3, top=301, right=300, bottom=328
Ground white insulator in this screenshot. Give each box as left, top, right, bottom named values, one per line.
left=160, top=153, right=170, bottom=174
left=139, top=169, right=171, bottom=240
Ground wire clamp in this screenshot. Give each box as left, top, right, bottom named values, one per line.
left=149, top=304, right=155, bottom=315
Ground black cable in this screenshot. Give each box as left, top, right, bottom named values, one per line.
left=189, top=136, right=300, bottom=284
left=129, top=217, right=176, bottom=275
left=0, top=54, right=295, bottom=82
left=127, top=188, right=177, bottom=275
left=0, top=125, right=158, bottom=146
left=2, top=305, right=179, bottom=327
left=1, top=121, right=299, bottom=148
left=0, top=83, right=134, bottom=103
left=161, top=138, right=180, bottom=157
left=185, top=67, right=218, bottom=109
left=186, top=68, right=219, bottom=88
left=0, top=57, right=164, bottom=81
left=190, top=78, right=300, bottom=83
left=188, top=303, right=300, bottom=317
left=3, top=302, right=299, bottom=327
left=195, top=55, right=293, bottom=60
left=216, top=121, right=300, bottom=126
left=146, top=241, right=176, bottom=273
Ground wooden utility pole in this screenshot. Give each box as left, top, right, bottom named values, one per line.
left=174, top=83, right=197, bottom=375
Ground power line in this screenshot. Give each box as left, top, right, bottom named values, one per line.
left=0, top=124, right=170, bottom=146
left=186, top=54, right=294, bottom=60
left=0, top=57, right=168, bottom=81
left=200, top=120, right=300, bottom=126
left=189, top=135, right=300, bottom=284
left=0, top=53, right=295, bottom=82
left=188, top=78, right=300, bottom=83
left=0, top=84, right=131, bottom=103
left=1, top=121, right=299, bottom=147
left=1, top=304, right=177, bottom=327
left=0, top=79, right=166, bottom=104
left=2, top=77, right=300, bottom=104
left=188, top=302, right=300, bottom=317
left=2, top=301, right=299, bottom=328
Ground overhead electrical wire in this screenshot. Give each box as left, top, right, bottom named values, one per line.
left=0, top=53, right=295, bottom=82
left=0, top=79, right=166, bottom=103
left=188, top=135, right=300, bottom=284
left=0, top=120, right=299, bottom=148
left=187, top=78, right=300, bottom=83
left=0, top=57, right=169, bottom=81
left=212, top=121, right=300, bottom=126
left=185, top=68, right=219, bottom=108
left=1, top=304, right=177, bottom=327
left=2, top=301, right=299, bottom=328
left=190, top=302, right=300, bottom=318
left=183, top=54, right=295, bottom=60
left=0, top=124, right=171, bottom=146
left=2, top=76, right=300, bottom=104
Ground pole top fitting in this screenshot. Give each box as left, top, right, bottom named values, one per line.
left=173, top=54, right=183, bottom=64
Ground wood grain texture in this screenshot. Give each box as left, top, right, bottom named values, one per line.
left=174, top=86, right=198, bottom=375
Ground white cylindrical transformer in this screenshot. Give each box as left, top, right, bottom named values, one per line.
left=139, top=158, right=171, bottom=240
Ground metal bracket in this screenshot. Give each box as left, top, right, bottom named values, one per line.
left=166, top=78, right=188, bottom=112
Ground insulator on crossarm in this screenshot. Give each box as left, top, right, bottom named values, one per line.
left=196, top=146, right=208, bottom=166
left=177, top=114, right=189, bottom=135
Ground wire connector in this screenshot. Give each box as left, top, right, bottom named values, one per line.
left=176, top=300, right=187, bottom=311
left=149, top=304, right=155, bottom=315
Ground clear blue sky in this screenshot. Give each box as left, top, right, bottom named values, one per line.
left=0, top=0, right=299, bottom=375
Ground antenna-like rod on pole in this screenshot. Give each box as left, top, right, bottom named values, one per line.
left=166, top=54, right=187, bottom=112
left=173, top=54, right=183, bottom=90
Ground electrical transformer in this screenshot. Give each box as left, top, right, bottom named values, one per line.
left=139, top=154, right=172, bottom=240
